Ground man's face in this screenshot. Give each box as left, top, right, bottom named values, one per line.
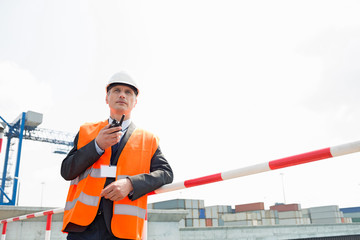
left=106, top=84, right=137, bottom=117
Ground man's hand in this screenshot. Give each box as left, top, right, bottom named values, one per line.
left=95, top=124, right=122, bottom=150
left=100, top=178, right=134, bottom=201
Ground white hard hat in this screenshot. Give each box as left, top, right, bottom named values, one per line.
left=106, top=71, right=139, bottom=95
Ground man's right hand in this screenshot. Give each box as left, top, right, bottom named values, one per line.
left=95, top=124, right=122, bottom=150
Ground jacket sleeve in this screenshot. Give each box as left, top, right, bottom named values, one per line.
left=127, top=146, right=173, bottom=200
left=60, top=133, right=102, bottom=181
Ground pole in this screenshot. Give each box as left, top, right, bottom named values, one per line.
left=280, top=173, right=286, bottom=203
left=41, top=182, right=45, bottom=207
left=0, top=129, right=12, bottom=204
left=45, top=214, right=52, bottom=240
left=11, top=112, right=26, bottom=205
left=0, top=116, right=12, bottom=204
left=1, top=222, right=6, bottom=240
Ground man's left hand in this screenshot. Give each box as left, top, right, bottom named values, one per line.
left=100, top=178, right=134, bottom=201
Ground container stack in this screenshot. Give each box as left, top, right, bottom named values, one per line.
left=222, top=202, right=270, bottom=226
left=258, top=209, right=279, bottom=225
left=148, top=199, right=206, bottom=227
left=184, top=199, right=206, bottom=227
left=270, top=203, right=310, bottom=225
left=204, top=205, right=232, bottom=227
left=340, top=207, right=360, bottom=223
left=308, top=205, right=351, bottom=224
left=222, top=211, right=259, bottom=226
left=278, top=210, right=307, bottom=225
left=148, top=199, right=354, bottom=228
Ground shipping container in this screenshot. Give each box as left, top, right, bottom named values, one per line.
left=185, top=199, right=205, bottom=209
left=235, top=202, right=264, bottom=212
left=303, top=218, right=311, bottom=224
left=310, top=210, right=343, bottom=219
left=278, top=211, right=303, bottom=219
left=179, top=219, right=185, bottom=228
left=204, top=205, right=231, bottom=219
left=342, top=217, right=352, bottom=223
left=308, top=205, right=339, bottom=214
left=185, top=219, right=205, bottom=227
left=199, top=208, right=206, bottom=219
left=261, top=218, right=277, bottom=225
left=199, top=200, right=205, bottom=208
left=152, top=198, right=204, bottom=210
left=205, top=207, right=214, bottom=218
left=153, top=199, right=186, bottom=209
left=212, top=218, right=219, bottom=227
left=278, top=218, right=305, bottom=225
left=185, top=199, right=192, bottom=209
left=244, top=210, right=278, bottom=219
left=223, top=220, right=258, bottom=226
left=185, top=209, right=199, bottom=219
left=311, top=217, right=342, bottom=224
left=301, top=209, right=310, bottom=218
left=222, top=212, right=257, bottom=222
left=193, top=219, right=200, bottom=227
left=260, top=210, right=278, bottom=219
left=270, top=203, right=301, bottom=212
left=206, top=218, right=212, bottom=227
left=185, top=218, right=193, bottom=227
left=343, top=212, right=360, bottom=218
left=340, top=206, right=360, bottom=213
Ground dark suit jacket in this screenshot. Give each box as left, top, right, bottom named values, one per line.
left=61, top=122, right=173, bottom=234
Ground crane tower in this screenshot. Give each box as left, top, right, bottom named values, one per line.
left=0, top=111, right=75, bottom=205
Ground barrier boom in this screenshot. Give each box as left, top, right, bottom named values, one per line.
left=150, top=140, right=360, bottom=195
left=1, top=140, right=360, bottom=240
left=1, top=208, right=64, bottom=240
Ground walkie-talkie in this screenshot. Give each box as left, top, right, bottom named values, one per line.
left=110, top=114, right=125, bottom=128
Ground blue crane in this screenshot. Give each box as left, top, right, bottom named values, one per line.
left=0, top=111, right=74, bottom=205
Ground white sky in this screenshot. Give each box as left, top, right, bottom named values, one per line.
left=1, top=0, right=360, bottom=210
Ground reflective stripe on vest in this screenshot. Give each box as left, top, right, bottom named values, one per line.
left=65, top=192, right=99, bottom=211
left=66, top=173, right=130, bottom=211
left=70, top=168, right=104, bottom=186
left=114, top=204, right=146, bottom=219
left=89, top=168, right=102, bottom=178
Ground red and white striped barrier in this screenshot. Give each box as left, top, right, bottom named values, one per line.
left=1, top=140, right=360, bottom=239
left=150, top=140, right=360, bottom=194
left=0, top=208, right=63, bottom=240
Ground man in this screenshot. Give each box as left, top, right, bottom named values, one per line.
left=61, top=71, right=174, bottom=240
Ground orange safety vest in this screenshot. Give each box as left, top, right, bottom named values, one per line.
left=62, top=120, right=159, bottom=239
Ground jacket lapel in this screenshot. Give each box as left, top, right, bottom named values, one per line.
left=113, top=122, right=136, bottom=165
